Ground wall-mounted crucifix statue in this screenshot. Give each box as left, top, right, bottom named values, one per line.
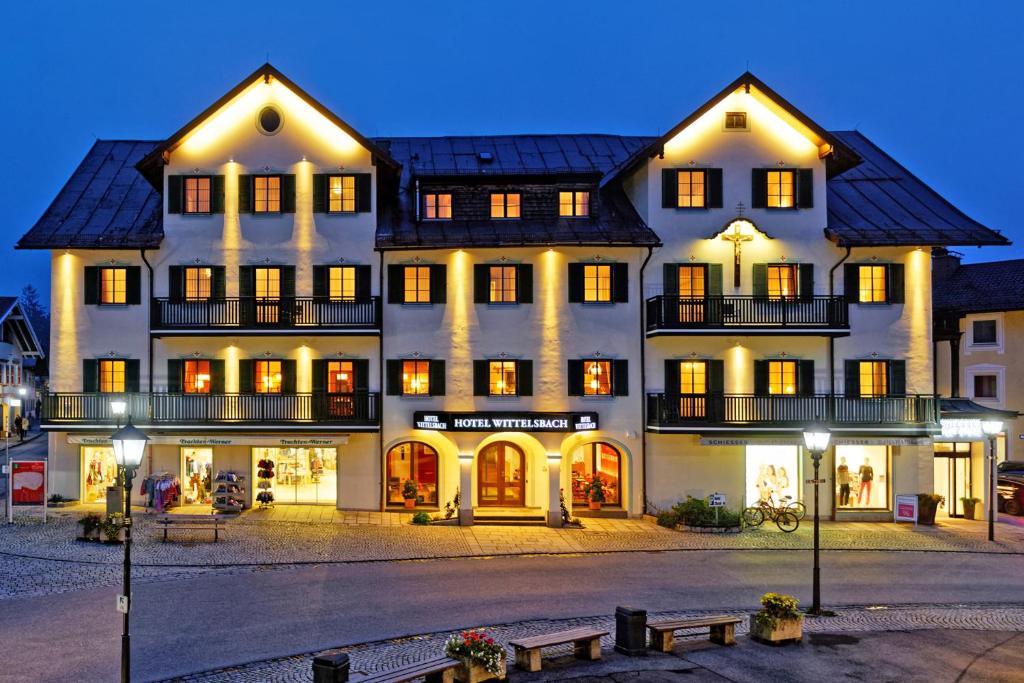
left=711, top=208, right=771, bottom=289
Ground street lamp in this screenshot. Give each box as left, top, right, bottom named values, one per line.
left=803, top=421, right=831, bottom=616
left=111, top=417, right=148, bottom=683
left=981, top=419, right=1002, bottom=542
left=110, top=399, right=127, bottom=429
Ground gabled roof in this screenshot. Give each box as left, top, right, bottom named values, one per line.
left=0, top=298, right=44, bottom=358
left=600, top=71, right=861, bottom=188
left=933, top=258, right=1024, bottom=313
left=825, top=131, right=1008, bottom=248
left=136, top=63, right=399, bottom=188
left=16, top=140, right=163, bottom=250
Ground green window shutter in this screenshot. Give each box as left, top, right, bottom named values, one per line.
left=311, top=359, right=326, bottom=394
left=889, top=360, right=906, bottom=396
left=353, top=360, right=369, bottom=391
left=567, top=360, right=584, bottom=396
left=387, top=265, right=404, bottom=304
left=612, top=359, right=628, bottom=396
left=664, top=359, right=680, bottom=395
left=473, top=360, right=489, bottom=396
left=238, top=175, right=252, bottom=213
left=567, top=263, right=585, bottom=302
left=83, top=266, right=99, bottom=305
left=167, top=176, right=182, bottom=214
left=429, top=265, right=447, bottom=304
left=612, top=263, right=629, bottom=303
left=518, top=264, right=533, bottom=303
left=751, top=169, right=767, bottom=209
left=428, top=360, right=446, bottom=396
left=312, top=174, right=327, bottom=214
left=662, top=169, right=678, bottom=208
left=752, top=264, right=768, bottom=297
left=312, top=266, right=328, bottom=297
left=280, top=175, right=296, bottom=213
left=125, top=359, right=140, bottom=393
left=385, top=360, right=402, bottom=395
left=707, top=263, right=723, bottom=296
left=126, top=266, right=142, bottom=305
left=798, top=360, right=815, bottom=396
left=211, top=175, right=226, bottom=213
left=798, top=263, right=814, bottom=301
left=473, top=264, right=490, bottom=304
left=238, top=266, right=254, bottom=298
left=167, top=359, right=183, bottom=393
left=238, top=360, right=254, bottom=394
left=168, top=266, right=184, bottom=302
left=82, top=359, right=98, bottom=392
left=708, top=360, right=725, bottom=395
left=887, top=264, right=905, bottom=304
left=209, top=267, right=225, bottom=299
left=280, top=266, right=296, bottom=298
left=210, top=360, right=225, bottom=393
left=663, top=263, right=679, bottom=296
left=517, top=360, right=533, bottom=396
left=797, top=169, right=814, bottom=208
left=753, top=360, right=769, bottom=396
left=844, top=264, right=859, bottom=303
left=705, top=168, right=723, bottom=208
left=282, top=359, right=297, bottom=394
left=355, top=174, right=372, bottom=212
left=844, top=360, right=859, bottom=397
left=355, top=266, right=372, bottom=302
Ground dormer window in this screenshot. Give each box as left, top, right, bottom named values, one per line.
left=423, top=193, right=452, bottom=220
left=559, top=191, right=590, bottom=217
left=725, top=111, right=748, bottom=130
left=490, top=193, right=521, bottom=219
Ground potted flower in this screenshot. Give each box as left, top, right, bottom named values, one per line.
left=444, top=629, right=506, bottom=683
left=100, top=514, right=126, bottom=544
left=961, top=496, right=981, bottom=520
left=917, top=493, right=946, bottom=525
left=750, top=592, right=803, bottom=645
left=76, top=512, right=103, bottom=541
left=584, top=474, right=605, bottom=510
left=402, top=479, right=419, bottom=509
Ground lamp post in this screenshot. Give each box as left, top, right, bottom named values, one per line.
left=803, top=421, right=831, bottom=616
left=111, top=417, right=148, bottom=683
left=110, top=399, right=127, bottom=430
left=981, top=419, right=1002, bottom=542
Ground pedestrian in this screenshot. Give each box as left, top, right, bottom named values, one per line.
left=13, top=414, right=23, bottom=442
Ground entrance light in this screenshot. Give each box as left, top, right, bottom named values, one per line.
left=981, top=420, right=1003, bottom=437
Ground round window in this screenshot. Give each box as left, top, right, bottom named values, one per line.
left=257, top=106, right=282, bottom=135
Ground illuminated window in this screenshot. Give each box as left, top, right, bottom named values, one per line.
left=403, top=266, right=431, bottom=304
left=678, top=361, right=707, bottom=418
left=768, top=361, right=797, bottom=395
left=328, top=175, right=356, bottom=213
left=488, top=360, right=518, bottom=396
left=490, top=193, right=521, bottom=219
left=559, top=191, right=590, bottom=217
left=183, top=177, right=211, bottom=213
left=857, top=266, right=887, bottom=303
left=255, top=268, right=280, bottom=299
left=725, top=111, right=748, bottom=130
left=489, top=266, right=518, bottom=303
left=328, top=266, right=356, bottom=301
left=767, top=264, right=797, bottom=299
left=185, top=267, right=212, bottom=301
left=184, top=360, right=212, bottom=394
left=386, top=442, right=438, bottom=506
left=676, top=170, right=705, bottom=208
left=584, top=360, right=611, bottom=396
left=328, top=361, right=354, bottom=394
left=253, top=176, right=281, bottom=213
left=677, top=265, right=706, bottom=322
left=767, top=170, right=795, bottom=208
left=99, top=360, right=125, bottom=393
left=423, top=193, right=452, bottom=220
left=583, top=264, right=612, bottom=303
left=858, top=361, right=888, bottom=397
left=100, top=268, right=127, bottom=305
left=402, top=360, right=430, bottom=396
left=571, top=443, right=621, bottom=505
left=255, top=360, right=283, bottom=394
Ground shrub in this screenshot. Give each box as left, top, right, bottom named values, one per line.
left=754, top=592, right=802, bottom=629
left=584, top=475, right=605, bottom=503
left=444, top=630, right=505, bottom=674
left=656, top=510, right=680, bottom=528
left=668, top=496, right=741, bottom=528
left=411, top=512, right=432, bottom=525
left=77, top=512, right=103, bottom=535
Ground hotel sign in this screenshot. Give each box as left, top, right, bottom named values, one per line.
left=414, top=411, right=598, bottom=433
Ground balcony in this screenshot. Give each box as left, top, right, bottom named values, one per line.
left=42, top=392, right=380, bottom=430
left=150, top=297, right=381, bottom=335
left=646, top=393, right=938, bottom=432
left=645, top=296, right=849, bottom=336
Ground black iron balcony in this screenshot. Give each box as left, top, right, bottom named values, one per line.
left=646, top=393, right=938, bottom=430
left=151, top=297, right=381, bottom=335
left=645, top=295, right=849, bottom=335
left=42, top=391, right=380, bottom=429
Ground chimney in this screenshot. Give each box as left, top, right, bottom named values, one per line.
left=932, top=247, right=962, bottom=282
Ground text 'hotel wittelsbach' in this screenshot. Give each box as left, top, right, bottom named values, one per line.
left=19, top=64, right=1009, bottom=525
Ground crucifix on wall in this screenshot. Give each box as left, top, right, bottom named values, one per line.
left=719, top=219, right=755, bottom=288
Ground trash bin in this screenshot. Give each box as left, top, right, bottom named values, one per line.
left=312, top=652, right=350, bottom=683
left=106, top=486, right=123, bottom=517
left=614, top=605, right=648, bottom=656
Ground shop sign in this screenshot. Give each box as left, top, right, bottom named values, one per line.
left=894, top=494, right=919, bottom=524
left=67, top=435, right=349, bottom=447
left=938, top=419, right=985, bottom=441
left=701, top=438, right=800, bottom=446
left=413, top=411, right=599, bottom=433
left=834, top=437, right=931, bottom=447
left=11, top=461, right=45, bottom=506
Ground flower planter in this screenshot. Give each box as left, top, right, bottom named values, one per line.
left=588, top=500, right=601, bottom=511
left=962, top=501, right=978, bottom=520
left=749, top=615, right=802, bottom=645
left=454, top=655, right=506, bottom=683
left=403, top=498, right=416, bottom=510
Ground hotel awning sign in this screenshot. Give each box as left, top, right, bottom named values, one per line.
left=414, top=411, right=598, bottom=433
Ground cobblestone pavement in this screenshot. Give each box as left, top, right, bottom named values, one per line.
left=161, top=603, right=1024, bottom=682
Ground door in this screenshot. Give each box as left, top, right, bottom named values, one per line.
left=478, top=442, right=525, bottom=507
left=934, top=443, right=972, bottom=518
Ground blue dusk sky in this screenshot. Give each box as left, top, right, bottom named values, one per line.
left=5, top=0, right=1022, bottom=302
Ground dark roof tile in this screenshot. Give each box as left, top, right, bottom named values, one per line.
left=933, top=258, right=1024, bottom=313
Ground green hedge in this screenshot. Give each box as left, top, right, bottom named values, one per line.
left=656, top=496, right=741, bottom=528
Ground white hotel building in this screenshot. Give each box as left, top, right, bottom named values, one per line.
left=20, top=65, right=1008, bottom=524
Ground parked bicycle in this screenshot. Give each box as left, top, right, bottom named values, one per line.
left=742, top=496, right=803, bottom=532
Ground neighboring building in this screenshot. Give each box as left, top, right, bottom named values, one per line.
left=0, top=297, right=45, bottom=435
left=18, top=65, right=1008, bottom=522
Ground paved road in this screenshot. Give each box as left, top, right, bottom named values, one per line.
left=1, top=549, right=1023, bottom=682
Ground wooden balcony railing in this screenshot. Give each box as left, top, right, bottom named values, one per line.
left=151, top=297, right=381, bottom=332
left=42, top=391, right=380, bottom=428
left=645, top=295, right=848, bottom=333
left=646, top=393, right=938, bottom=429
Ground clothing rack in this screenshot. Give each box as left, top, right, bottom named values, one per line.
left=212, top=470, right=246, bottom=513
left=141, top=472, right=181, bottom=512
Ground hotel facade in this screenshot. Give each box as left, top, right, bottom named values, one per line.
left=20, top=65, right=1009, bottom=523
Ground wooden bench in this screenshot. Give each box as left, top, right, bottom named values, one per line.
left=647, top=615, right=742, bottom=652
left=154, top=514, right=227, bottom=542
left=355, top=656, right=460, bottom=683
left=509, top=627, right=608, bottom=673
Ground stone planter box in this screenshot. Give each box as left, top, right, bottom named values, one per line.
left=101, top=528, right=127, bottom=544
left=454, top=655, right=506, bottom=683
left=749, top=615, right=802, bottom=645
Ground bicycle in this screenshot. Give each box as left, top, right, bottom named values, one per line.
left=778, top=495, right=806, bottom=521
left=742, top=497, right=800, bottom=532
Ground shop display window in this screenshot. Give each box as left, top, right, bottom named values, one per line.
left=386, top=442, right=438, bottom=506
left=82, top=447, right=118, bottom=503
left=252, top=447, right=337, bottom=505
left=182, top=447, right=213, bottom=505
left=745, top=445, right=799, bottom=507
left=835, top=445, right=890, bottom=510
left=571, top=442, right=621, bottom=505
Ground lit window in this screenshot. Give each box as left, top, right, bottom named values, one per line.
left=403, top=266, right=431, bottom=304
left=328, top=361, right=354, bottom=394
left=858, top=266, right=887, bottom=303
left=253, top=176, right=281, bottom=213
left=858, top=361, right=888, bottom=397
left=184, top=177, right=211, bottom=213
left=256, top=360, right=283, bottom=394
left=490, top=193, right=521, bottom=219
left=559, top=191, right=590, bottom=217
left=768, top=361, right=797, bottom=395
left=255, top=267, right=281, bottom=324
left=678, top=265, right=706, bottom=322
left=489, top=266, right=517, bottom=303
left=488, top=361, right=518, bottom=396
left=584, top=360, right=611, bottom=396
left=328, top=175, right=356, bottom=213
left=571, top=443, right=621, bottom=505
left=99, top=360, right=125, bottom=393
left=679, top=361, right=707, bottom=418
left=423, top=193, right=452, bottom=220
left=329, top=266, right=356, bottom=301
left=185, top=267, right=212, bottom=301
left=100, top=268, right=127, bottom=305
left=677, top=171, right=705, bottom=208
left=583, top=264, right=612, bottom=303
left=402, top=360, right=430, bottom=395
left=767, top=264, right=797, bottom=299
left=184, top=360, right=212, bottom=394
left=725, top=112, right=748, bottom=129
left=767, top=170, right=795, bottom=208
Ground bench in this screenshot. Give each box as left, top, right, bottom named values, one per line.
left=355, top=656, right=460, bottom=683
left=509, top=627, right=608, bottom=673
left=647, top=615, right=742, bottom=652
left=154, top=514, right=227, bottom=542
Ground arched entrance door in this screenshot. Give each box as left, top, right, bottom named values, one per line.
left=478, top=441, right=525, bottom=507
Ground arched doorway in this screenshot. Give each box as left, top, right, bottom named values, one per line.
left=478, top=441, right=525, bottom=507
left=571, top=442, right=622, bottom=506
left=385, top=442, right=438, bottom=507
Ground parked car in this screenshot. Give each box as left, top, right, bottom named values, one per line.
left=997, top=477, right=1024, bottom=516
left=997, top=461, right=1024, bottom=475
